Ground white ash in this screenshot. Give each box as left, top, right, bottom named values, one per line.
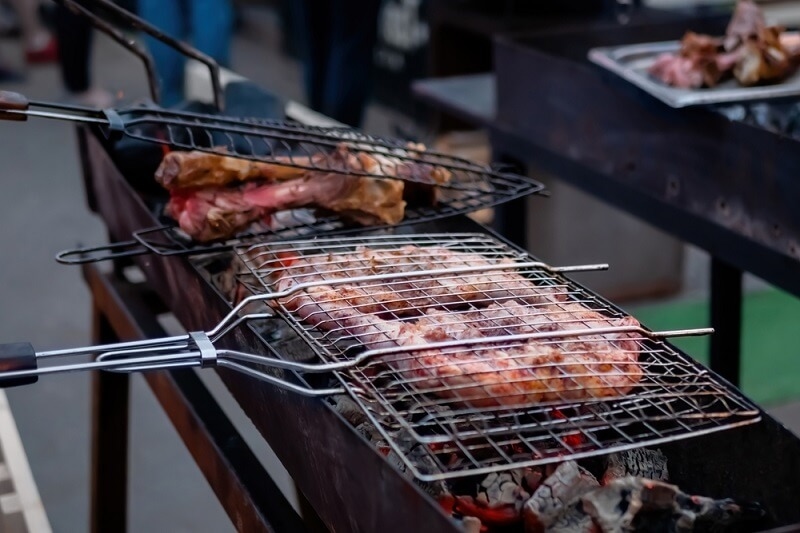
left=602, top=448, right=669, bottom=484
left=477, top=471, right=531, bottom=510
left=544, top=501, right=595, bottom=533
left=523, top=461, right=600, bottom=532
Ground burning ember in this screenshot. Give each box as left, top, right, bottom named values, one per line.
left=328, top=396, right=763, bottom=533
left=203, top=255, right=766, bottom=533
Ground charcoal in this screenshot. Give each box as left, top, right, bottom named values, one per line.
left=602, top=448, right=668, bottom=484
left=580, top=477, right=765, bottom=533
left=478, top=470, right=530, bottom=509
left=714, top=101, right=800, bottom=140
left=524, top=468, right=545, bottom=492
left=523, top=461, right=599, bottom=532
left=545, top=501, right=595, bottom=533
left=331, top=395, right=369, bottom=427
left=381, top=430, right=450, bottom=498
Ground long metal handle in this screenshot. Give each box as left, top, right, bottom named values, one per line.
left=0, top=334, right=204, bottom=386
left=55, top=240, right=150, bottom=264
left=217, top=359, right=347, bottom=397
left=0, top=90, right=112, bottom=128
left=0, top=315, right=716, bottom=395
left=216, top=325, right=714, bottom=376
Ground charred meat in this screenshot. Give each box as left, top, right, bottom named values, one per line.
left=156, top=142, right=452, bottom=242
left=165, top=171, right=407, bottom=242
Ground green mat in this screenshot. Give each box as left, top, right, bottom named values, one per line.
left=626, top=289, right=800, bottom=406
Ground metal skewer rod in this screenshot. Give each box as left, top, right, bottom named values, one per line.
left=215, top=325, right=715, bottom=375
left=212, top=260, right=611, bottom=336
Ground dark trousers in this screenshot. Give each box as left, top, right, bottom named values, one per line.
left=55, top=5, right=93, bottom=93
left=292, top=0, right=382, bottom=128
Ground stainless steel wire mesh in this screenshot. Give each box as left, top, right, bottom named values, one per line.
left=234, top=232, right=761, bottom=481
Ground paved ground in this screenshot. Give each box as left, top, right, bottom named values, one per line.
left=0, top=4, right=796, bottom=532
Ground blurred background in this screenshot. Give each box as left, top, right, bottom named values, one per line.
left=0, top=0, right=797, bottom=531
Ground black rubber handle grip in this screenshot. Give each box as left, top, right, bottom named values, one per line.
left=0, top=343, right=38, bottom=387
left=0, top=91, right=29, bottom=121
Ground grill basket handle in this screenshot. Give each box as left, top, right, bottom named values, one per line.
left=56, top=241, right=148, bottom=265
left=0, top=91, right=28, bottom=121
left=0, top=343, right=38, bottom=387
left=58, top=0, right=224, bottom=110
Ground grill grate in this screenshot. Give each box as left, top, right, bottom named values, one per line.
left=234, top=233, right=761, bottom=481
left=120, top=109, right=535, bottom=191
left=43, top=107, right=543, bottom=263
left=1, top=98, right=545, bottom=196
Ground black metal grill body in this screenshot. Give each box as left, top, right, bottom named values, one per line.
left=492, top=13, right=800, bottom=300
left=77, top=122, right=800, bottom=531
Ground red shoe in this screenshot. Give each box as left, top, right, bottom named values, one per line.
left=26, top=35, right=58, bottom=64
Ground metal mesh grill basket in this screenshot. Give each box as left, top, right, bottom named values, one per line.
left=234, top=233, right=761, bottom=481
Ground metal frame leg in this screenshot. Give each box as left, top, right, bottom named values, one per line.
left=491, top=153, right=529, bottom=249
left=709, top=256, right=743, bottom=387
left=82, top=263, right=311, bottom=533
left=89, top=306, right=130, bottom=533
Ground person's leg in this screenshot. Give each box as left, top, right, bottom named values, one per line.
left=55, top=4, right=111, bottom=106
left=55, top=4, right=91, bottom=94
left=6, top=0, right=56, bottom=63
left=291, top=0, right=332, bottom=114
left=322, top=0, right=381, bottom=127
left=189, top=0, right=233, bottom=67
left=139, top=0, right=187, bottom=107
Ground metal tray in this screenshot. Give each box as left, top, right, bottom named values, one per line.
left=588, top=33, right=800, bottom=108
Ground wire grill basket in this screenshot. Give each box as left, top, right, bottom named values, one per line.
left=234, top=232, right=761, bottom=481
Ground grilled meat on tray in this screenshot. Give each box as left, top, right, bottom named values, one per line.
left=272, top=246, right=642, bottom=407
left=156, top=142, right=453, bottom=242
left=648, top=0, right=800, bottom=89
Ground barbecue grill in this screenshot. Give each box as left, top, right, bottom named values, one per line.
left=4, top=1, right=800, bottom=531
left=71, top=96, right=800, bottom=532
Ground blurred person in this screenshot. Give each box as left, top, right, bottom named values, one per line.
left=54, top=3, right=112, bottom=107
left=137, top=0, right=233, bottom=107
left=0, top=52, right=22, bottom=81
left=291, top=0, right=382, bottom=128
left=6, top=0, right=57, bottom=64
